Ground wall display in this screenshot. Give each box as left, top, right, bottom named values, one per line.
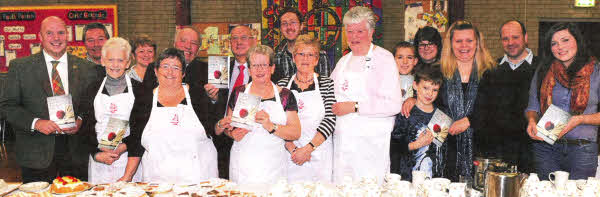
left=261, top=0, right=383, bottom=64
left=0, top=5, right=118, bottom=73
left=182, top=23, right=261, bottom=57
left=404, top=0, right=448, bottom=42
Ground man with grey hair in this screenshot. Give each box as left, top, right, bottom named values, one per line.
left=0, top=16, right=98, bottom=183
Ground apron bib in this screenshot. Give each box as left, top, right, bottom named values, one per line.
left=229, top=82, right=288, bottom=184
left=332, top=44, right=393, bottom=184
left=141, top=85, right=218, bottom=184
left=285, top=74, right=333, bottom=183
left=88, top=75, right=142, bottom=184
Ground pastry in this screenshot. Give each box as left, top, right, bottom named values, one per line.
left=50, top=176, right=91, bottom=194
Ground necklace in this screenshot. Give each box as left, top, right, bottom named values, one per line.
left=295, top=74, right=313, bottom=84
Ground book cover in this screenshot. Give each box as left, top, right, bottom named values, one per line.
left=428, top=109, right=452, bottom=147
left=47, top=95, right=76, bottom=129
left=399, top=75, right=414, bottom=101
left=208, top=56, right=230, bottom=89
left=98, top=117, right=129, bottom=150
left=231, top=92, right=261, bottom=130
left=536, top=104, right=571, bottom=145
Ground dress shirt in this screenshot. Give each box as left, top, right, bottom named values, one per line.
left=31, top=51, right=70, bottom=130
left=499, top=48, right=533, bottom=70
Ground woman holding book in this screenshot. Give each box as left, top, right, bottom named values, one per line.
left=127, top=48, right=218, bottom=184
left=79, top=37, right=143, bottom=184
left=276, top=34, right=336, bottom=183
left=215, top=45, right=301, bottom=184
left=526, top=22, right=600, bottom=180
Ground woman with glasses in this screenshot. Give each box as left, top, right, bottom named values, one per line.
left=276, top=34, right=336, bottom=183
left=215, top=45, right=301, bottom=184
left=413, top=26, right=443, bottom=67
left=330, top=6, right=403, bottom=184
left=127, top=48, right=218, bottom=184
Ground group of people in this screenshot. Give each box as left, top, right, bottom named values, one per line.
left=0, top=5, right=598, bottom=186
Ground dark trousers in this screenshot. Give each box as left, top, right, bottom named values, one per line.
left=475, top=132, right=535, bottom=173
left=21, top=135, right=87, bottom=183
left=213, top=134, right=232, bottom=179
left=533, top=141, right=598, bottom=180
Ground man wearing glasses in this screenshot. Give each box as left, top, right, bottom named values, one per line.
left=273, top=7, right=330, bottom=82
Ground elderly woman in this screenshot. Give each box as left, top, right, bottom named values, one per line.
left=80, top=37, right=142, bottom=183
left=330, top=6, right=403, bottom=184
left=215, top=45, right=301, bottom=184
left=276, top=34, right=336, bottom=183
left=526, top=23, right=599, bottom=180
left=406, top=20, right=496, bottom=181
left=127, top=34, right=156, bottom=82
left=127, top=48, right=218, bottom=184
left=414, top=26, right=443, bottom=66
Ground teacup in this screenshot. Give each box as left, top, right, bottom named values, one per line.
left=449, top=182, right=467, bottom=197
left=431, top=178, right=451, bottom=191
left=528, top=173, right=539, bottom=182
left=384, top=173, right=401, bottom=183
left=549, top=171, right=569, bottom=190
left=412, top=171, right=429, bottom=187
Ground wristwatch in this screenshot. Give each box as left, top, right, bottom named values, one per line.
left=354, top=102, right=359, bottom=112
left=269, top=124, right=278, bottom=134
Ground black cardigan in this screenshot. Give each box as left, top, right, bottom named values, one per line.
left=127, top=83, right=216, bottom=157
left=79, top=77, right=144, bottom=157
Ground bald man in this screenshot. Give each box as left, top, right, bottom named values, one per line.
left=0, top=16, right=98, bottom=182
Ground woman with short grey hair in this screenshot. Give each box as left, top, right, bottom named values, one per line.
left=330, top=6, right=403, bottom=184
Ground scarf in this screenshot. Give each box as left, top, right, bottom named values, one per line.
left=540, top=57, right=596, bottom=115
left=444, top=63, right=479, bottom=180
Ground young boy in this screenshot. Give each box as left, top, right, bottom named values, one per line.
left=390, top=64, right=444, bottom=180
left=393, top=41, right=418, bottom=101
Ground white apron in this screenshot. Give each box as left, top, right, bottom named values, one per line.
left=229, top=82, right=288, bottom=184
left=141, top=85, right=218, bottom=184
left=332, top=44, right=394, bottom=184
left=88, top=75, right=142, bottom=184
left=286, top=74, right=333, bottom=183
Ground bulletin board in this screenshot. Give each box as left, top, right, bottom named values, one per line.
left=404, top=0, right=448, bottom=42
left=0, top=5, right=118, bottom=73
left=183, top=23, right=261, bottom=57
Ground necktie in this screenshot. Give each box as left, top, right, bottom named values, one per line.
left=233, top=65, right=245, bottom=89
left=51, top=61, right=65, bottom=96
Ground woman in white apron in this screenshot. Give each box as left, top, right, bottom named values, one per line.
left=80, top=38, right=143, bottom=183
left=275, top=35, right=336, bottom=183
left=127, top=48, right=218, bottom=184
left=330, top=7, right=403, bottom=184
left=215, top=45, right=301, bottom=184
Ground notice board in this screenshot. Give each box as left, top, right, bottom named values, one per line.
left=0, top=5, right=118, bottom=73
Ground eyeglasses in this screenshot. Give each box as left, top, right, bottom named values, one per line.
left=250, top=64, right=272, bottom=69
left=231, top=36, right=254, bottom=41
left=159, top=64, right=182, bottom=72
left=281, top=21, right=299, bottom=27
left=295, top=52, right=317, bottom=59
left=418, top=43, right=437, bottom=49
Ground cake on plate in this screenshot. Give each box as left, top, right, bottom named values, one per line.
left=50, top=176, right=91, bottom=194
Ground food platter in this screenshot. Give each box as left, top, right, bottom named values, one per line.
left=18, top=182, right=48, bottom=193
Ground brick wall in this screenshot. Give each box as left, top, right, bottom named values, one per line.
left=465, top=0, right=600, bottom=58
left=2, top=0, right=598, bottom=58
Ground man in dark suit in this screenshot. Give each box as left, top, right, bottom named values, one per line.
left=212, top=25, right=257, bottom=179
left=0, top=16, right=98, bottom=183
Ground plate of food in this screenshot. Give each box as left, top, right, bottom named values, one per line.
left=18, top=181, right=48, bottom=193
left=0, top=179, right=21, bottom=196
left=49, top=176, right=92, bottom=195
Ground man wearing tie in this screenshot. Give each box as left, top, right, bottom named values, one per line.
left=0, top=16, right=97, bottom=183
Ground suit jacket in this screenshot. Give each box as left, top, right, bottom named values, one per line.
left=0, top=52, right=98, bottom=169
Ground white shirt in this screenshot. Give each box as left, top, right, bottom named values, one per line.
left=228, top=60, right=250, bottom=95
left=499, top=48, right=534, bottom=70
left=31, top=50, right=70, bottom=131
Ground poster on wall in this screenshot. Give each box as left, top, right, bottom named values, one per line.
left=0, top=5, right=118, bottom=73
left=180, top=23, right=261, bottom=57
left=404, top=0, right=448, bottom=42
left=261, top=0, right=383, bottom=67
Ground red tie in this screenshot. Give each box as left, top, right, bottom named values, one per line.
left=233, top=65, right=245, bottom=89
left=51, top=61, right=65, bottom=96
